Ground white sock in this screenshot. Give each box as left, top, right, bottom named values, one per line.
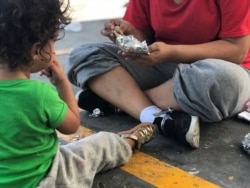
left=140, top=105, right=162, bottom=123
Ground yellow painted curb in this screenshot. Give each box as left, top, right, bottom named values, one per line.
left=58, top=126, right=221, bottom=188
left=121, top=151, right=220, bottom=188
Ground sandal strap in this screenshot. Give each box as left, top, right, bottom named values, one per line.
left=119, top=123, right=156, bottom=150
left=120, top=134, right=138, bottom=142
left=137, top=124, right=156, bottom=149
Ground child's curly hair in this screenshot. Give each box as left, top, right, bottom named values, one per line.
left=0, top=0, right=71, bottom=71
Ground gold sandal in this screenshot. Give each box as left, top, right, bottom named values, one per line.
left=118, top=123, right=157, bottom=150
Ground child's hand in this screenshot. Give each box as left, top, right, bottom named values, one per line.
left=41, top=59, right=66, bottom=86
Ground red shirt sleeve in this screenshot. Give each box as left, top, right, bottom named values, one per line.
left=218, top=0, right=250, bottom=37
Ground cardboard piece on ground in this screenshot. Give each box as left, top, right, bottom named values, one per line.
left=57, top=125, right=95, bottom=143
left=238, top=111, right=250, bottom=123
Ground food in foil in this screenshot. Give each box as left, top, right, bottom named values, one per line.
left=242, top=133, right=250, bottom=155
left=113, top=26, right=149, bottom=54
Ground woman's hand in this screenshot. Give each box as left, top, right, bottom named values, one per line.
left=101, top=19, right=144, bottom=43
left=118, top=42, right=171, bottom=66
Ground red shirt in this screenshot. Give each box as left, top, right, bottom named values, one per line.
left=123, top=0, right=250, bottom=69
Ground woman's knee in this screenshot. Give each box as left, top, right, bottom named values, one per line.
left=173, top=59, right=250, bottom=121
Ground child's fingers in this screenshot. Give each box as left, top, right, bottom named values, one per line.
left=40, top=67, right=53, bottom=77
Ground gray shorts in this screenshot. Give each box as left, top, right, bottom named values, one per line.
left=66, top=42, right=250, bottom=122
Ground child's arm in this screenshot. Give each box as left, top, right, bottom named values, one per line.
left=43, top=59, right=80, bottom=134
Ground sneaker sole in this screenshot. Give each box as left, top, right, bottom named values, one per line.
left=185, top=116, right=200, bottom=148
left=75, top=90, right=84, bottom=111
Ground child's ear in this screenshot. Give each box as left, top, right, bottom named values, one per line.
left=31, top=42, right=41, bottom=57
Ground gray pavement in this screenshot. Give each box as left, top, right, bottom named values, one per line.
left=31, top=1, right=250, bottom=187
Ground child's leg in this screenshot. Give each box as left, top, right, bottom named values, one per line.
left=38, top=123, right=156, bottom=188
left=38, top=132, right=132, bottom=188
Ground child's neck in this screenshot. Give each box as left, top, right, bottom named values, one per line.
left=0, top=67, right=29, bottom=80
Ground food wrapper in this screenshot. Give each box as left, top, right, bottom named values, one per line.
left=113, top=26, right=149, bottom=54
left=242, top=133, right=250, bottom=155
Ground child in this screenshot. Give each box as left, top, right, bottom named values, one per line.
left=0, top=0, right=156, bottom=187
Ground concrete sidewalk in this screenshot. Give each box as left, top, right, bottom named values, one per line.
left=69, top=0, right=128, bottom=22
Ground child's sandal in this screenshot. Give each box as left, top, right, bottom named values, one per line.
left=118, top=123, right=157, bottom=150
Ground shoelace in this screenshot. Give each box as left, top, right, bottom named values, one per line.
left=153, top=108, right=173, bottom=130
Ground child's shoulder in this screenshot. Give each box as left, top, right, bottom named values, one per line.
left=28, top=80, right=57, bottom=95
left=16, top=79, right=55, bottom=91
left=4, top=79, right=56, bottom=96
left=29, top=79, right=53, bottom=88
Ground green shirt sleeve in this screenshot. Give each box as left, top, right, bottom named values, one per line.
left=43, top=85, right=68, bottom=129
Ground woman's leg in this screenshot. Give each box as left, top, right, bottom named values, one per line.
left=88, top=66, right=153, bottom=120
left=146, top=59, right=250, bottom=122
left=66, top=42, right=177, bottom=119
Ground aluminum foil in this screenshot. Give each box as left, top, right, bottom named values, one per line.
left=242, top=133, right=250, bottom=155
left=114, top=27, right=149, bottom=54
left=89, top=108, right=104, bottom=117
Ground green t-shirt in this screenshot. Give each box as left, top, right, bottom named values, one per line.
left=0, top=79, right=68, bottom=187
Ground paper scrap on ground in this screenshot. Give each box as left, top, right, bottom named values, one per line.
left=238, top=111, right=250, bottom=122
